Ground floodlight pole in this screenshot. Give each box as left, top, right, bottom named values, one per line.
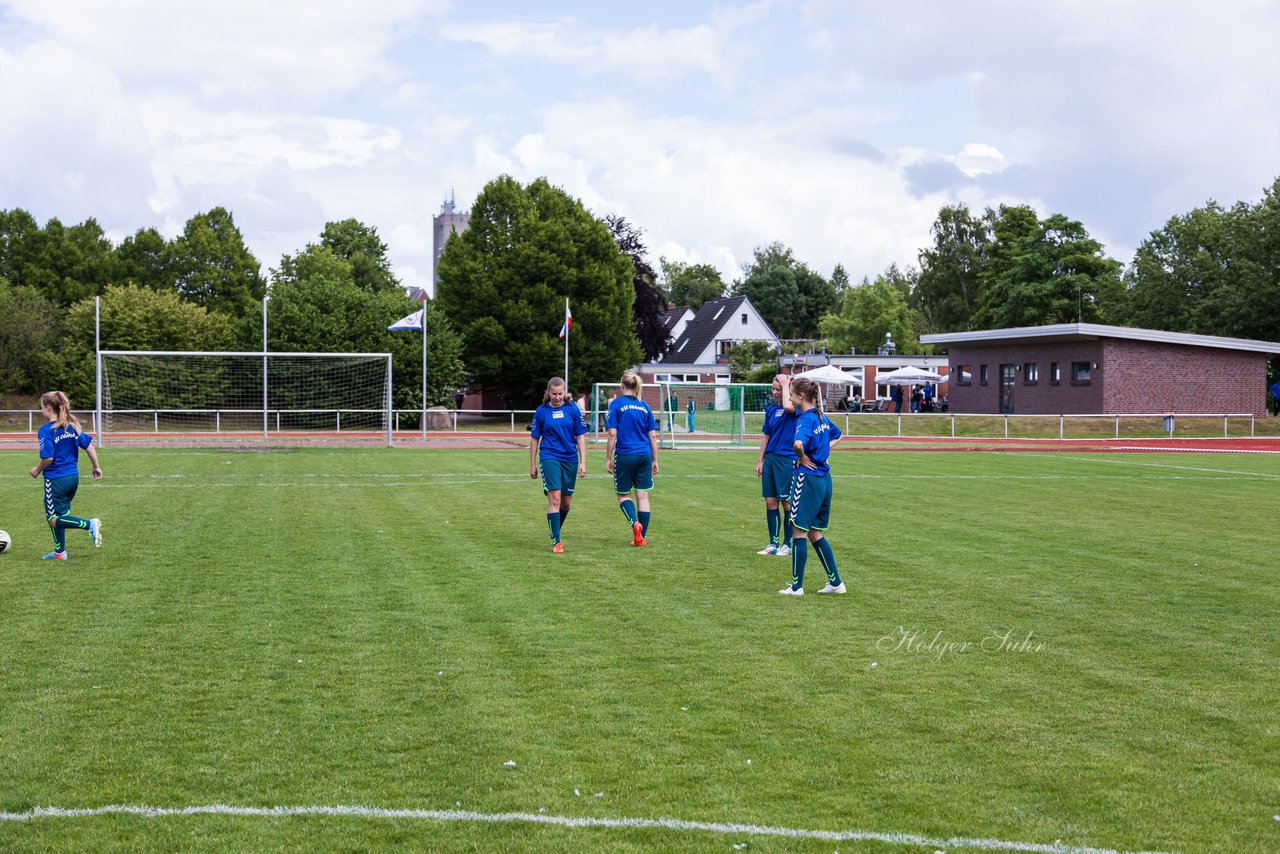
left=262, top=295, right=269, bottom=441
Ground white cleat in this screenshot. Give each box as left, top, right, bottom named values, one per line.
left=777, top=586, right=804, bottom=596
left=776, top=544, right=791, bottom=557
left=817, top=582, right=846, bottom=594
left=89, top=518, right=102, bottom=548
left=756, top=545, right=777, bottom=555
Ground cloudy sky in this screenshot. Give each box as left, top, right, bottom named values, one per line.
left=2, top=0, right=1278, bottom=296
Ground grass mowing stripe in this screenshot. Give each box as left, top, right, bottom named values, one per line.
left=0, top=804, right=1177, bottom=854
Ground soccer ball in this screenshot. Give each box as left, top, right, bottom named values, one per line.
left=0, top=530, right=11, bottom=555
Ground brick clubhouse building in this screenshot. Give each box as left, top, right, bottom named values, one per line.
left=920, top=323, right=1280, bottom=416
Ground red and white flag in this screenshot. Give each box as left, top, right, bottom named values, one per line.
left=558, top=299, right=572, bottom=339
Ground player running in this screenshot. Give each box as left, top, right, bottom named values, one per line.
left=605, top=370, right=659, bottom=546
left=530, top=377, right=588, bottom=554
left=778, top=378, right=845, bottom=596
left=29, top=391, right=103, bottom=560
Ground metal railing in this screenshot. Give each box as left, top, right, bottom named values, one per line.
left=2, top=409, right=1271, bottom=441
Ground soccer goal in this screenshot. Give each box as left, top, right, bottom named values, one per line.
left=657, top=382, right=773, bottom=448
left=97, top=351, right=392, bottom=447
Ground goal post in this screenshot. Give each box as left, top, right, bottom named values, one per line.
left=97, top=351, right=393, bottom=447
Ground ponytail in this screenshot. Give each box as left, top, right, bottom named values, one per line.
left=620, top=370, right=642, bottom=397
left=40, top=391, right=81, bottom=433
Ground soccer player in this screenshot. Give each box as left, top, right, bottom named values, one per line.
left=755, top=373, right=797, bottom=556
left=530, top=377, right=588, bottom=554
left=779, top=378, right=845, bottom=596
left=605, top=370, right=659, bottom=546
left=29, top=391, right=103, bottom=560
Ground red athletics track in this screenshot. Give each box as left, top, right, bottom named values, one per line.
left=6, top=432, right=1280, bottom=453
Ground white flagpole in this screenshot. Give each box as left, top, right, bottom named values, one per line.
left=563, top=297, right=569, bottom=384
left=421, top=306, right=428, bottom=438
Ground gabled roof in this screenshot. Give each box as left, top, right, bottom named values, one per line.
left=921, top=323, right=1280, bottom=355
left=666, top=296, right=757, bottom=362
left=659, top=306, right=691, bottom=334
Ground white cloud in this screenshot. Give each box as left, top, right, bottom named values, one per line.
left=441, top=3, right=770, bottom=87
left=4, top=0, right=448, bottom=107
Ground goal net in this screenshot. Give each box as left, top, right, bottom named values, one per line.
left=583, top=381, right=773, bottom=449
left=98, top=351, right=392, bottom=447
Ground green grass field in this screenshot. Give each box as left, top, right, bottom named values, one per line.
left=1, top=447, right=1277, bottom=853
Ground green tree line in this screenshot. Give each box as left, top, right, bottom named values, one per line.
left=7, top=174, right=1279, bottom=407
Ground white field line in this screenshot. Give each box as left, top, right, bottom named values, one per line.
left=1029, top=453, right=1280, bottom=480
left=0, top=803, right=1177, bottom=854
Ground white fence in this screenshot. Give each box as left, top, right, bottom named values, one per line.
left=0, top=409, right=1268, bottom=440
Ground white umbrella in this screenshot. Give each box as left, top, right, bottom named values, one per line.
left=876, top=365, right=943, bottom=386
left=793, top=364, right=863, bottom=385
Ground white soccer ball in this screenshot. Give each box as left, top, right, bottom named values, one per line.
left=0, top=530, right=11, bottom=555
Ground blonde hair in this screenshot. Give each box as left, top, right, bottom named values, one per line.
left=40, top=391, right=82, bottom=433
left=543, top=376, right=567, bottom=404
left=791, top=378, right=821, bottom=410
left=620, top=370, right=642, bottom=396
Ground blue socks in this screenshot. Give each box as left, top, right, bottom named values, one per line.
left=790, top=538, right=807, bottom=589
left=546, top=512, right=562, bottom=544
left=619, top=499, right=637, bottom=525
left=638, top=511, right=650, bottom=537
left=813, top=536, right=840, bottom=586
left=766, top=508, right=780, bottom=546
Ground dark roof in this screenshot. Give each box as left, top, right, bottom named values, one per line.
left=666, top=296, right=751, bottom=363
left=921, top=323, right=1280, bottom=354
left=659, top=307, right=689, bottom=334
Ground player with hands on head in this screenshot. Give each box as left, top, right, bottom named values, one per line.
left=755, top=373, right=797, bottom=557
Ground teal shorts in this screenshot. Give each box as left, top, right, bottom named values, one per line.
left=539, top=458, right=579, bottom=495
left=788, top=469, right=831, bottom=531
left=761, top=453, right=794, bottom=501
left=43, top=473, right=79, bottom=519
left=613, top=453, right=653, bottom=494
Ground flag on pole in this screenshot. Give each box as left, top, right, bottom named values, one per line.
left=559, top=300, right=572, bottom=339
left=388, top=309, right=424, bottom=331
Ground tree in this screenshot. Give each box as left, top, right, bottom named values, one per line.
left=0, top=211, right=115, bottom=306
left=819, top=273, right=920, bottom=356
left=268, top=246, right=466, bottom=413
left=660, top=258, right=724, bottom=310
left=114, top=227, right=174, bottom=291
left=605, top=215, right=670, bottom=361
left=830, top=264, right=851, bottom=299
left=725, top=339, right=779, bottom=383
left=733, top=242, right=834, bottom=340
left=0, top=280, right=61, bottom=395
left=435, top=175, right=641, bottom=404
left=169, top=207, right=266, bottom=318
left=1124, top=181, right=1280, bottom=343
left=972, top=206, right=1124, bottom=329
left=913, top=203, right=991, bottom=333
left=49, top=284, right=236, bottom=402
left=736, top=265, right=801, bottom=339
left=320, top=218, right=399, bottom=292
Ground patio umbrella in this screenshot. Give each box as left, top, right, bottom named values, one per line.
left=875, top=365, right=943, bottom=386
left=793, top=364, right=863, bottom=385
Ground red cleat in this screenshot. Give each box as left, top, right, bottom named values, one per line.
left=552, top=542, right=564, bottom=554
left=632, top=521, right=646, bottom=547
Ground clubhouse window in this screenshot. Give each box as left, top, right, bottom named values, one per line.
left=1050, top=362, right=1061, bottom=384
left=1072, top=361, right=1092, bottom=382
left=955, top=364, right=972, bottom=385
left=979, top=364, right=989, bottom=385
left=1023, top=362, right=1038, bottom=384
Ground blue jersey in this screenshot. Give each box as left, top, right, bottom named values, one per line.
left=37, top=422, right=94, bottom=480
left=606, top=394, right=658, bottom=456
left=531, top=401, right=587, bottom=463
left=762, top=403, right=798, bottom=458
left=792, top=409, right=842, bottom=476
